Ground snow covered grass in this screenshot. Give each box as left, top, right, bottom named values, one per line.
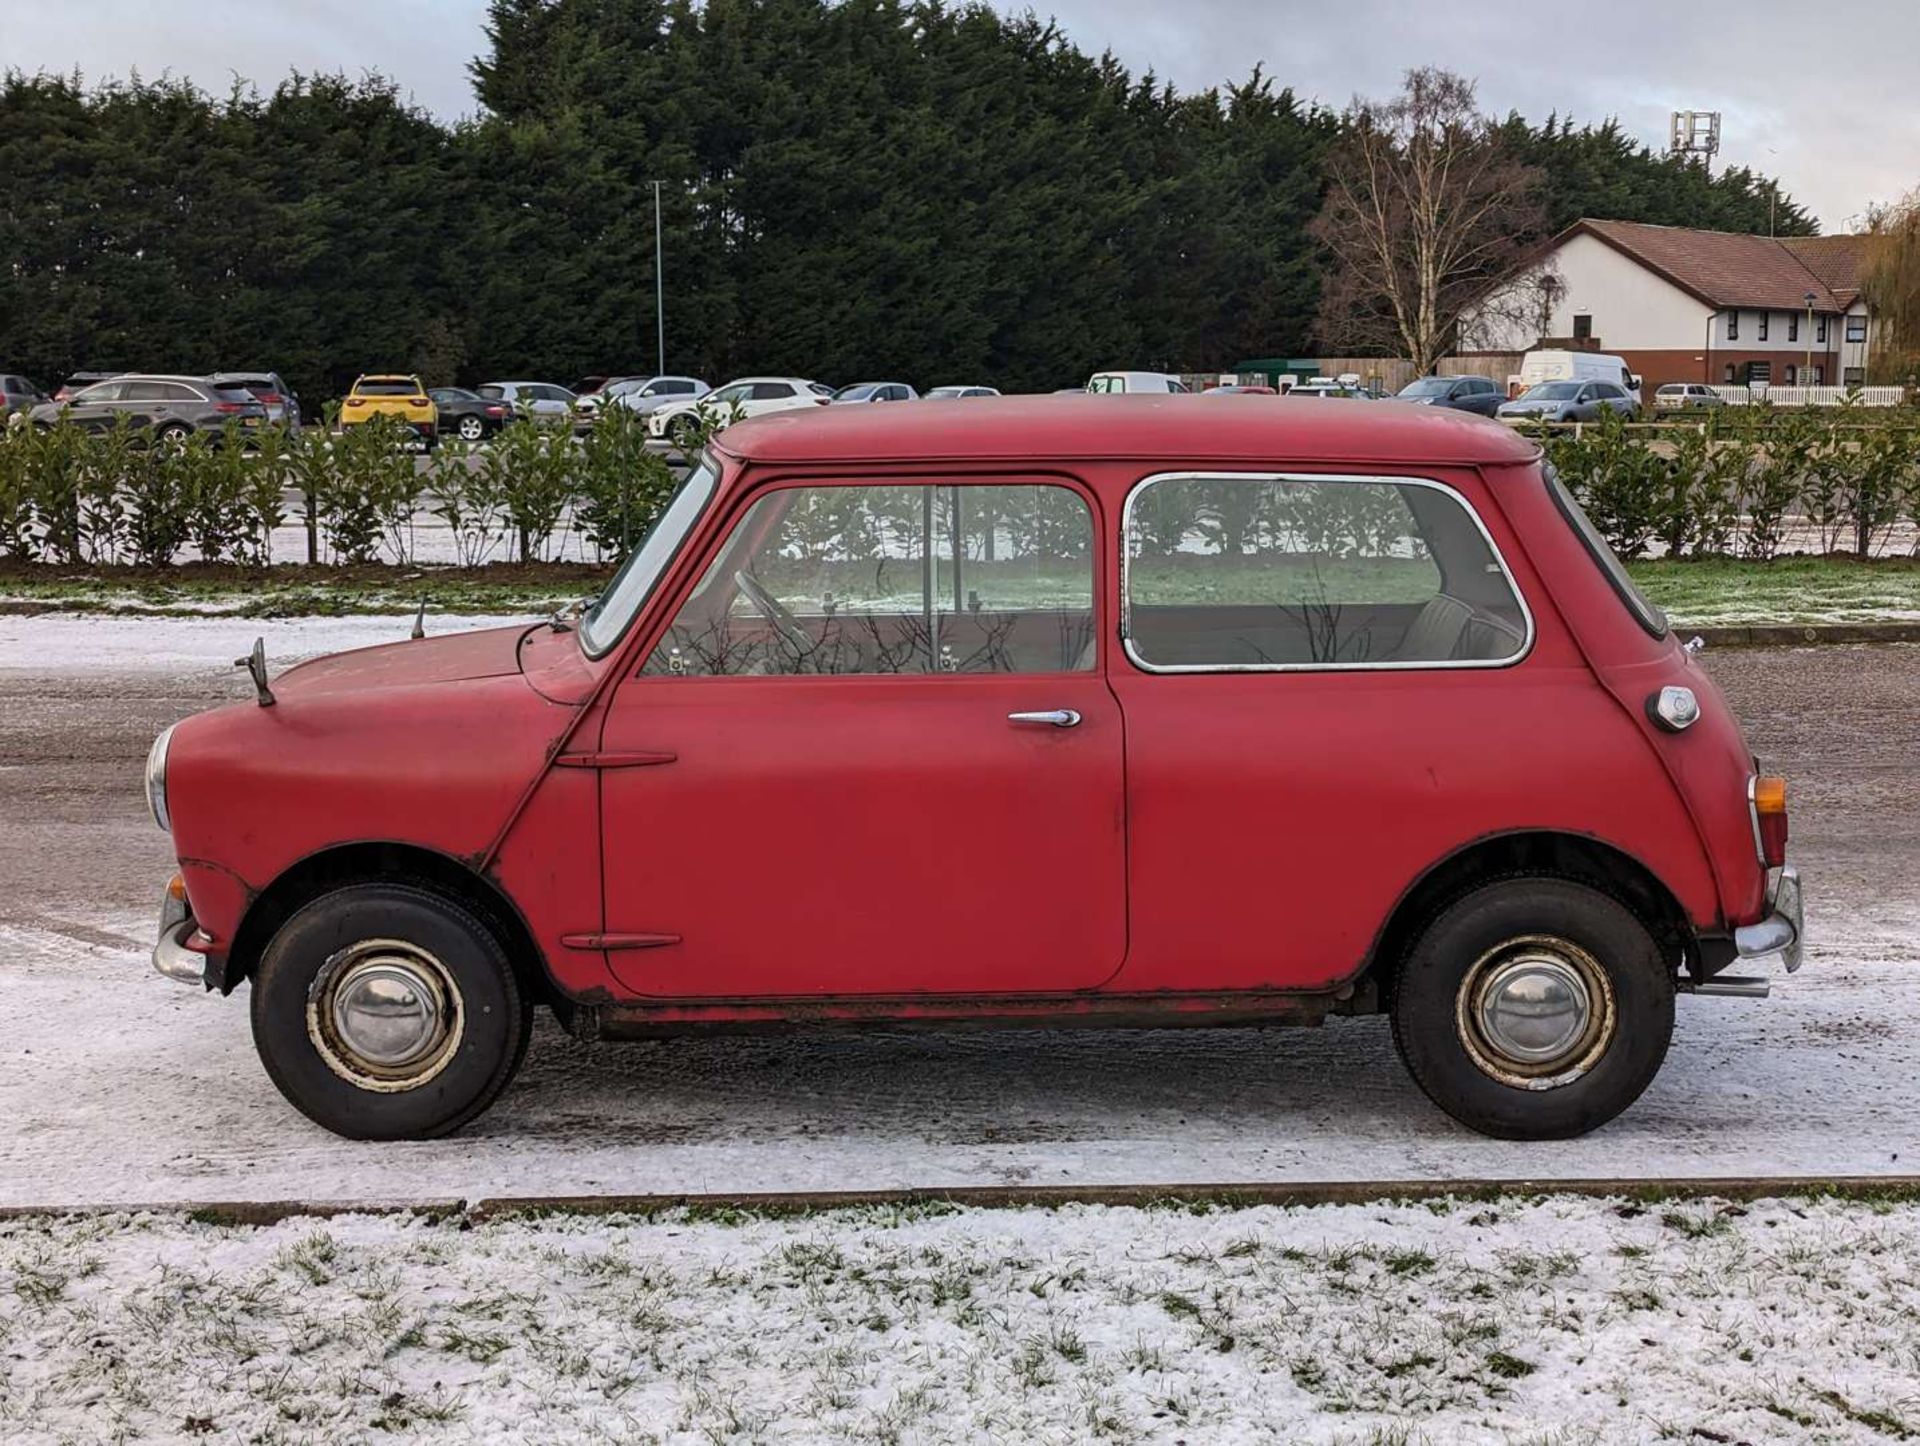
left=5, top=1193, right=1920, bottom=1443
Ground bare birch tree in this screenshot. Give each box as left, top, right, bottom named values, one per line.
left=1310, top=69, right=1550, bottom=374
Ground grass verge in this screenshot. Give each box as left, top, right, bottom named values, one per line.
left=2, top=554, right=1918, bottom=627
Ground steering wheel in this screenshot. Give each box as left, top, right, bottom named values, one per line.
left=734, top=570, right=812, bottom=653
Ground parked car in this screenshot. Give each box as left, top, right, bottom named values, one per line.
left=1654, top=383, right=1726, bottom=411
left=429, top=387, right=514, bottom=442
left=1396, top=375, right=1504, bottom=416
left=212, top=371, right=302, bottom=430
left=53, top=371, right=121, bottom=402
left=831, top=382, right=919, bottom=403
left=582, top=375, right=711, bottom=421
left=1086, top=371, right=1190, bottom=394
left=1, top=373, right=48, bottom=417
left=570, top=376, right=614, bottom=398
left=925, top=385, right=1001, bottom=399
left=26, top=373, right=267, bottom=443
left=145, top=396, right=1800, bottom=1142
left=340, top=375, right=437, bottom=442
left=478, top=381, right=578, bottom=427
left=1286, top=382, right=1373, bottom=400
left=647, top=376, right=828, bottom=447
left=1497, top=380, right=1639, bottom=423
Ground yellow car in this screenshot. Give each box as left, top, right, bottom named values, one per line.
left=339, top=375, right=437, bottom=441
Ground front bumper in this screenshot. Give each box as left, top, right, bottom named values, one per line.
left=152, top=877, right=213, bottom=987
left=1734, top=865, right=1804, bottom=974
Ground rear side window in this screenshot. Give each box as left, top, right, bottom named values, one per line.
left=1545, top=466, right=1668, bottom=638
left=1123, top=473, right=1530, bottom=670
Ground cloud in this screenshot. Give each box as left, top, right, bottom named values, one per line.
left=5, top=0, right=1912, bottom=229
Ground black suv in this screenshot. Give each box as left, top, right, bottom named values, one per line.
left=25, top=374, right=268, bottom=443
left=1396, top=374, right=1504, bottom=417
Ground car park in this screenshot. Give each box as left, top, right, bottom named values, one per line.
left=1087, top=370, right=1190, bottom=393
left=831, top=382, right=919, bottom=403
left=1397, top=375, right=1503, bottom=416
left=144, top=395, right=1801, bottom=1143
left=925, top=385, right=1001, bottom=399
left=212, top=371, right=303, bottom=430
left=1518, top=349, right=1641, bottom=406
left=1497, top=380, right=1639, bottom=423
left=478, top=380, right=579, bottom=427
left=26, top=373, right=268, bottom=443
left=647, top=376, right=829, bottom=447
left=1, top=373, right=48, bottom=417
left=340, top=375, right=437, bottom=442
left=429, top=387, right=514, bottom=441
left=1654, top=383, right=1726, bottom=411
left=583, top=375, right=711, bottom=421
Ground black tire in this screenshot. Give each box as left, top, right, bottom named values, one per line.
left=1389, top=878, right=1673, bottom=1140
left=250, top=882, right=532, bottom=1140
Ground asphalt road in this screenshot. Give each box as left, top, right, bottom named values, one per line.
left=1, top=629, right=1916, bottom=1205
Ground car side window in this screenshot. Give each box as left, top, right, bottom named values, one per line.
left=123, top=381, right=169, bottom=402
left=646, top=483, right=1096, bottom=677
left=1124, top=474, right=1529, bottom=670
left=749, top=382, right=794, bottom=401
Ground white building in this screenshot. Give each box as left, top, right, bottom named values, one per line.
left=1463, top=219, right=1876, bottom=391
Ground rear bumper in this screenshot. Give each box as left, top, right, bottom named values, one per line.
left=1733, top=866, right=1804, bottom=974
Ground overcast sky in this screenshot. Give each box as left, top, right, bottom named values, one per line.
left=3, top=0, right=1914, bottom=231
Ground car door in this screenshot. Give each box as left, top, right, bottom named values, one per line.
left=1107, top=469, right=1540, bottom=993
left=65, top=379, right=129, bottom=432
left=593, top=475, right=1125, bottom=998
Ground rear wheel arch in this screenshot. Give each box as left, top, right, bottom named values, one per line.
left=223, top=841, right=556, bottom=1006
left=1364, top=830, right=1694, bottom=998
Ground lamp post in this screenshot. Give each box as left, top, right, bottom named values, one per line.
left=1803, top=290, right=1815, bottom=390
left=651, top=180, right=666, bottom=375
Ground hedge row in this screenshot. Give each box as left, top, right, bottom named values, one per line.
left=1538, top=410, right=1920, bottom=560
left=4, top=405, right=1917, bottom=570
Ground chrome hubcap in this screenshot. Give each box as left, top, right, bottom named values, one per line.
left=1456, top=936, right=1614, bottom=1089
left=307, top=940, right=463, bottom=1092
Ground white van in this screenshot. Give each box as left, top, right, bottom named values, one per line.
left=1519, top=350, right=1641, bottom=405
left=1087, top=371, right=1191, bottom=394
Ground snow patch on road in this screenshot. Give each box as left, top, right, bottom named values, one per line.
left=0, top=612, right=535, bottom=674
left=3, top=908, right=1915, bottom=1209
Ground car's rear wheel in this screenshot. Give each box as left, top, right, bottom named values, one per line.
left=458, top=414, right=486, bottom=442
left=250, top=882, right=532, bottom=1140
left=1389, top=878, right=1673, bottom=1140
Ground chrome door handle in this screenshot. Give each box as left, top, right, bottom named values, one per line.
left=1008, top=709, right=1081, bottom=728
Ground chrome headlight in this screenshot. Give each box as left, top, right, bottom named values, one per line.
left=145, top=724, right=175, bottom=833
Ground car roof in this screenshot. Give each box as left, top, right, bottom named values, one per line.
left=716, top=394, right=1541, bottom=468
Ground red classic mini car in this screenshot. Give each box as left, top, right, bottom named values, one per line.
left=146, top=397, right=1801, bottom=1141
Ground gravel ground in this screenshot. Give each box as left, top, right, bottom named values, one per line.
left=0, top=624, right=1914, bottom=1206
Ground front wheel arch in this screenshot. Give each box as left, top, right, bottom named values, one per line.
left=224, top=841, right=556, bottom=1008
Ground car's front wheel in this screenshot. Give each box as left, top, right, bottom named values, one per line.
left=1389, top=878, right=1673, bottom=1139
left=250, top=882, right=532, bottom=1140
left=669, top=414, right=701, bottom=450
left=457, top=414, right=486, bottom=442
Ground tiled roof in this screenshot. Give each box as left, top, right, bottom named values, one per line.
left=1779, top=234, right=1869, bottom=305
left=1572, top=219, right=1856, bottom=313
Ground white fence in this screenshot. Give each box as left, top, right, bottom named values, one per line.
left=1708, top=384, right=1908, bottom=408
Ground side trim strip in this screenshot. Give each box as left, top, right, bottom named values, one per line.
left=553, top=751, right=678, bottom=769
left=560, top=932, right=683, bottom=951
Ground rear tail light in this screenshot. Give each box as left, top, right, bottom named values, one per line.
left=412, top=396, right=428, bottom=406
left=1750, top=775, right=1788, bottom=868
left=212, top=401, right=247, bottom=413
left=258, top=392, right=283, bottom=404
left=344, top=398, right=364, bottom=407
